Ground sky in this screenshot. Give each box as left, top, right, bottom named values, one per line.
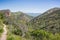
left=0, top=0, right=60, bottom=13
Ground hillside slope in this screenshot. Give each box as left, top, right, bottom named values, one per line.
left=0, top=10, right=33, bottom=37
left=5, top=11, right=33, bottom=37
left=30, top=7, right=60, bottom=33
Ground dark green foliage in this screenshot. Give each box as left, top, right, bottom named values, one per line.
left=7, top=24, right=22, bottom=36
left=12, top=27, right=22, bottom=36
left=0, top=27, right=3, bottom=33
left=0, top=13, right=4, bottom=19
left=0, top=12, right=5, bottom=21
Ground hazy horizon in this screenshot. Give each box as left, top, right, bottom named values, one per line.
left=0, top=0, right=60, bottom=13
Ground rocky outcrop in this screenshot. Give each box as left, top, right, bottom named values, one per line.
left=0, top=9, right=11, bottom=17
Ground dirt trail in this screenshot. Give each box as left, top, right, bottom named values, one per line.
left=0, top=24, right=7, bottom=40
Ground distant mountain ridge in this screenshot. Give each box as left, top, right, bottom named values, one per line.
left=26, top=13, right=41, bottom=17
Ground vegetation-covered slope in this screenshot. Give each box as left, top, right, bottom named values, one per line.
left=5, top=11, right=33, bottom=40
left=0, top=10, right=33, bottom=40
left=29, top=7, right=60, bottom=33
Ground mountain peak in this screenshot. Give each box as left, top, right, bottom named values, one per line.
left=46, top=7, right=60, bottom=14
left=52, top=7, right=60, bottom=9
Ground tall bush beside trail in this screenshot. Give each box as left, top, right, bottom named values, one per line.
left=0, top=12, right=5, bottom=36
left=0, top=26, right=3, bottom=33
left=7, top=33, right=22, bottom=40
left=0, top=12, right=5, bottom=21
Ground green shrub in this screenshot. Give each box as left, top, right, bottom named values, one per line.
left=30, top=30, right=60, bottom=40
left=0, top=28, right=3, bottom=33
left=7, top=32, right=22, bottom=40
left=0, top=21, right=4, bottom=35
